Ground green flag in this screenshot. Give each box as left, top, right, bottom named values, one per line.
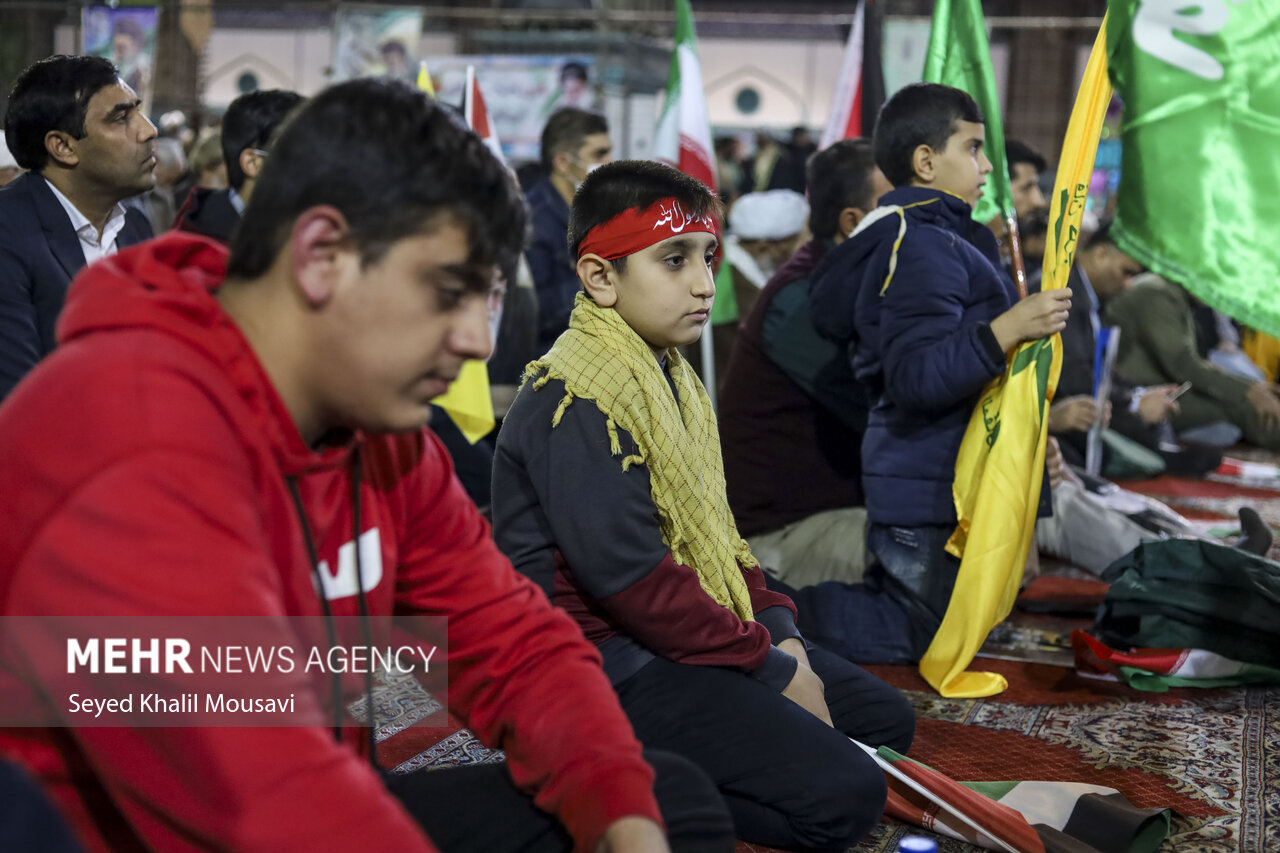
left=709, top=259, right=737, bottom=324
left=1106, top=0, right=1280, bottom=338
left=921, top=0, right=1013, bottom=225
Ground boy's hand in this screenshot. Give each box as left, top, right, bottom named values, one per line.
left=777, top=637, right=810, bottom=670
left=596, top=817, right=670, bottom=853
left=1046, top=436, right=1065, bottom=488
left=990, top=289, right=1072, bottom=352
left=1045, top=436, right=1083, bottom=490
left=781, top=661, right=832, bottom=727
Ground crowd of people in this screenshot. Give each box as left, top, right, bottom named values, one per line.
left=1, top=51, right=1278, bottom=853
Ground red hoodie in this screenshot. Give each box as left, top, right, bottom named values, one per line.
left=0, top=234, right=661, bottom=852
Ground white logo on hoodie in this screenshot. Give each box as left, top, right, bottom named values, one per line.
left=315, top=528, right=383, bottom=600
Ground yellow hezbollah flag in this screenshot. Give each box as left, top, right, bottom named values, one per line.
left=433, top=359, right=497, bottom=443
left=417, top=60, right=496, bottom=444
left=920, top=18, right=1113, bottom=698
left=416, top=61, right=436, bottom=97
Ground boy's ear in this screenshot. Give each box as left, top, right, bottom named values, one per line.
left=290, top=205, right=352, bottom=307
left=577, top=253, right=617, bottom=307
left=910, top=143, right=936, bottom=184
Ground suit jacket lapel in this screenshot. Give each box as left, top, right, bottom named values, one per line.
left=119, top=206, right=155, bottom=248
left=26, top=173, right=88, bottom=281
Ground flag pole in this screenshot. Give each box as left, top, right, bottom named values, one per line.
left=700, top=329, right=717, bottom=413
left=1006, top=214, right=1027, bottom=299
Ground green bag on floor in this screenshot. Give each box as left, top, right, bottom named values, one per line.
left=1097, top=539, right=1280, bottom=669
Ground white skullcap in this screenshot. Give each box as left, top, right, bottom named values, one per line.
left=729, top=189, right=809, bottom=241
left=1079, top=207, right=1100, bottom=236
left=0, top=140, right=17, bottom=170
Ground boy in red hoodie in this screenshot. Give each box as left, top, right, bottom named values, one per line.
left=0, top=79, right=732, bottom=853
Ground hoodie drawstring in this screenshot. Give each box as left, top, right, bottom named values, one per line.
left=285, top=452, right=378, bottom=769
left=347, top=446, right=379, bottom=766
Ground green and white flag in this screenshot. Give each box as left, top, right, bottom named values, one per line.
left=1106, top=0, right=1280, bottom=338
left=921, top=0, right=1013, bottom=226
left=653, top=0, right=717, bottom=193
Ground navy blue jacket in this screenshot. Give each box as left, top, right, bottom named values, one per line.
left=810, top=187, right=1014, bottom=527
left=172, top=186, right=241, bottom=245
left=0, top=173, right=153, bottom=399
left=524, top=177, right=578, bottom=353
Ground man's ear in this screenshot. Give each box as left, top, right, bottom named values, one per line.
left=289, top=206, right=351, bottom=308
left=838, top=206, right=867, bottom=238
left=576, top=253, right=617, bottom=307
left=44, top=131, right=80, bottom=169
left=240, top=147, right=264, bottom=182
left=910, top=143, right=935, bottom=184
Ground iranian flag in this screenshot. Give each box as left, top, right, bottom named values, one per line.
left=853, top=740, right=1172, bottom=853
left=1072, top=630, right=1280, bottom=692
left=818, top=0, right=885, bottom=149
left=462, top=66, right=505, bottom=165
left=428, top=65, right=501, bottom=444
left=654, top=0, right=717, bottom=191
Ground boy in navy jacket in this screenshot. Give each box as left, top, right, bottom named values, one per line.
left=791, top=83, right=1070, bottom=663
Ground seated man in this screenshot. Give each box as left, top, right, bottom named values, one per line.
left=1, top=55, right=156, bottom=399
left=492, top=160, right=914, bottom=852
left=172, top=89, right=303, bottom=243
left=0, top=80, right=733, bottom=853
left=1039, top=221, right=1206, bottom=476
left=719, top=139, right=892, bottom=588
left=704, top=189, right=809, bottom=384
left=1106, top=272, right=1280, bottom=450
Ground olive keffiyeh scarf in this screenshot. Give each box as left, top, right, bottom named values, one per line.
left=524, top=293, right=757, bottom=621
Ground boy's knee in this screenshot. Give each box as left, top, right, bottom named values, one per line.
left=644, top=750, right=736, bottom=853
left=788, top=744, right=887, bottom=851
left=825, top=670, right=917, bottom=755
left=872, top=687, right=916, bottom=755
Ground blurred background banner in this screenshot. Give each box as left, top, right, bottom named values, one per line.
left=331, top=6, right=425, bottom=84
left=82, top=6, right=158, bottom=114
left=430, top=55, right=597, bottom=162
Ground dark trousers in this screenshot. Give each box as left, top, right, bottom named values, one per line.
left=386, top=749, right=734, bottom=853
left=786, top=523, right=961, bottom=665
left=615, top=646, right=915, bottom=852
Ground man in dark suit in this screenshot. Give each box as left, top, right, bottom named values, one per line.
left=0, top=55, right=156, bottom=400
left=172, top=89, right=303, bottom=244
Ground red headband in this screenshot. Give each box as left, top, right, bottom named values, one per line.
left=578, top=198, right=719, bottom=261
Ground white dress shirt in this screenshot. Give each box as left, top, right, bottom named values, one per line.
left=44, top=178, right=128, bottom=266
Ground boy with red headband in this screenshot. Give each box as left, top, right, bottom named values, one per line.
left=492, top=160, right=914, bottom=851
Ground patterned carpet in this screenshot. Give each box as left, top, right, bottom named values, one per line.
left=837, top=661, right=1280, bottom=853
left=370, top=455, right=1280, bottom=853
